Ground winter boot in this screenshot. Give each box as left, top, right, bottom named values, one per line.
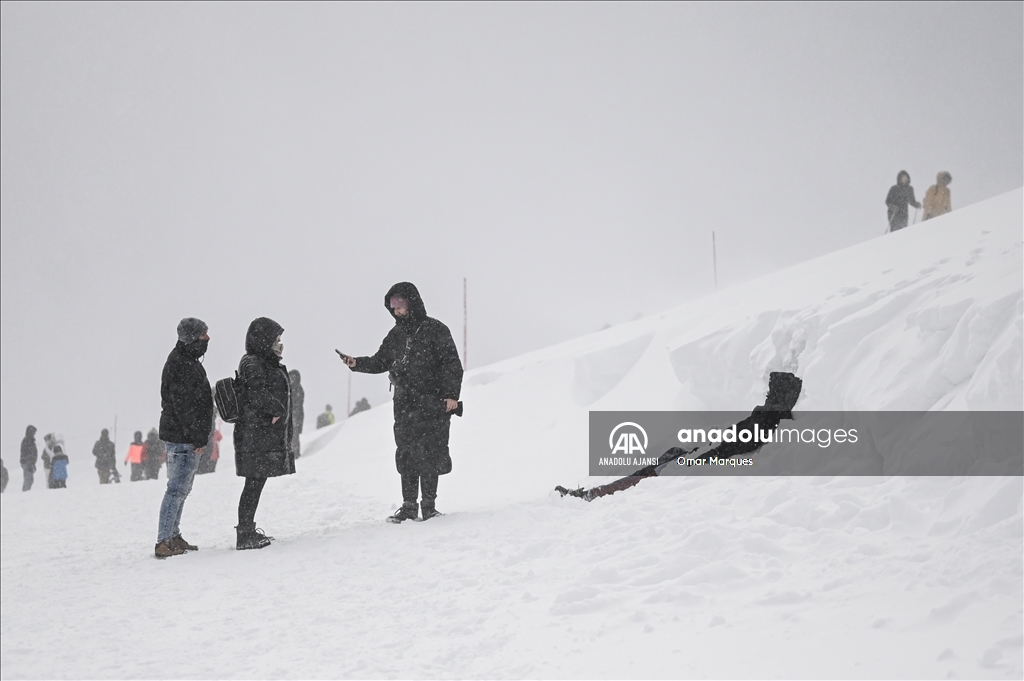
left=169, top=534, right=198, bottom=552
left=387, top=502, right=418, bottom=524
left=419, top=506, right=444, bottom=521
left=155, top=539, right=187, bottom=559
left=236, top=523, right=271, bottom=550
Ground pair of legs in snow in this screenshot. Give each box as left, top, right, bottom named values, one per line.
left=391, top=472, right=441, bottom=522
left=155, top=444, right=271, bottom=557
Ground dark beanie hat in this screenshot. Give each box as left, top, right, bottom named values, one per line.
left=177, top=317, right=209, bottom=344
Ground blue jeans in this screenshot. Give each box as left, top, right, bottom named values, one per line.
left=156, top=443, right=199, bottom=543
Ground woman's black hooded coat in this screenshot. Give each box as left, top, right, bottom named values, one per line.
left=233, top=317, right=296, bottom=478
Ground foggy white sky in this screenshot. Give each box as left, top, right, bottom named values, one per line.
left=2, top=2, right=1021, bottom=462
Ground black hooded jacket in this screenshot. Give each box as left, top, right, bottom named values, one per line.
left=159, top=340, right=214, bottom=449
left=20, top=426, right=38, bottom=470
left=885, top=170, right=921, bottom=229
left=354, top=282, right=463, bottom=404
left=233, top=317, right=295, bottom=478
left=352, top=283, right=464, bottom=475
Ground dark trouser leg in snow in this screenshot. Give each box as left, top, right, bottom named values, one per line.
left=236, top=477, right=271, bottom=549
left=238, top=476, right=267, bottom=528
left=130, top=463, right=144, bottom=481
left=400, top=472, right=438, bottom=510
left=22, top=466, right=33, bottom=491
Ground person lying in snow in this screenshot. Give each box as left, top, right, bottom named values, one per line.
left=556, top=372, right=803, bottom=501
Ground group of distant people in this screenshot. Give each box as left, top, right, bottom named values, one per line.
left=4, top=368, right=348, bottom=499
left=313, top=399, right=369, bottom=430
left=885, top=170, right=953, bottom=232
left=5, top=423, right=221, bottom=492
left=10, top=426, right=70, bottom=491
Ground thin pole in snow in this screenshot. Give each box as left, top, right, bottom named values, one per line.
left=463, top=277, right=468, bottom=370
left=347, top=372, right=352, bottom=418
left=712, top=231, right=718, bottom=291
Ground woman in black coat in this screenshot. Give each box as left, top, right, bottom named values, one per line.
left=234, top=317, right=294, bottom=550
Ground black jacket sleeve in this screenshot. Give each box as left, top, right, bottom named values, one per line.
left=353, top=327, right=402, bottom=375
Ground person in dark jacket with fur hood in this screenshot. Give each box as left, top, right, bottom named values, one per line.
left=155, top=317, right=214, bottom=559
left=233, top=317, right=294, bottom=550
left=885, top=170, right=921, bottom=232
left=338, top=282, right=463, bottom=523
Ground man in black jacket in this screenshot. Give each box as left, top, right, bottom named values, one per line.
left=339, top=282, right=463, bottom=523
left=20, top=425, right=38, bottom=491
left=155, top=317, right=214, bottom=559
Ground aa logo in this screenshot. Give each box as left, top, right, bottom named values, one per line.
left=609, top=422, right=648, bottom=455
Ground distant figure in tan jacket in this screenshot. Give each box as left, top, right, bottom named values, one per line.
left=922, top=172, right=952, bottom=221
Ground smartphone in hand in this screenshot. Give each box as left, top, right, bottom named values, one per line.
left=335, top=349, right=355, bottom=366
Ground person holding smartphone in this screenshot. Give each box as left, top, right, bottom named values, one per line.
left=337, top=282, right=463, bottom=523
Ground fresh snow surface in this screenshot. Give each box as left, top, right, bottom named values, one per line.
left=2, top=190, right=1022, bottom=679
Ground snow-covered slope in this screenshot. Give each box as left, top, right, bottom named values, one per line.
left=2, top=190, right=1021, bottom=679
left=329, top=188, right=1023, bottom=510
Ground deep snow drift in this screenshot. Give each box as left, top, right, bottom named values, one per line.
left=2, top=190, right=1022, bottom=679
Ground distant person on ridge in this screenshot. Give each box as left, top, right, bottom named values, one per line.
left=125, top=431, right=146, bottom=481
left=289, top=370, right=305, bottom=458
left=885, top=170, right=921, bottom=232
left=337, top=282, right=464, bottom=523
left=316, top=404, right=335, bottom=429
left=233, top=317, right=295, bottom=550
left=350, top=397, right=371, bottom=416
left=922, top=171, right=953, bottom=221
left=143, top=428, right=164, bottom=480
left=155, top=317, right=214, bottom=559
left=20, top=425, right=38, bottom=491
left=92, top=429, right=120, bottom=484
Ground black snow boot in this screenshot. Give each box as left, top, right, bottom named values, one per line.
left=387, top=502, right=418, bottom=524
left=420, top=506, right=444, bottom=521
left=236, top=523, right=271, bottom=550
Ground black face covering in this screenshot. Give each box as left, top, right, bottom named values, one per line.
left=182, top=338, right=209, bottom=359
